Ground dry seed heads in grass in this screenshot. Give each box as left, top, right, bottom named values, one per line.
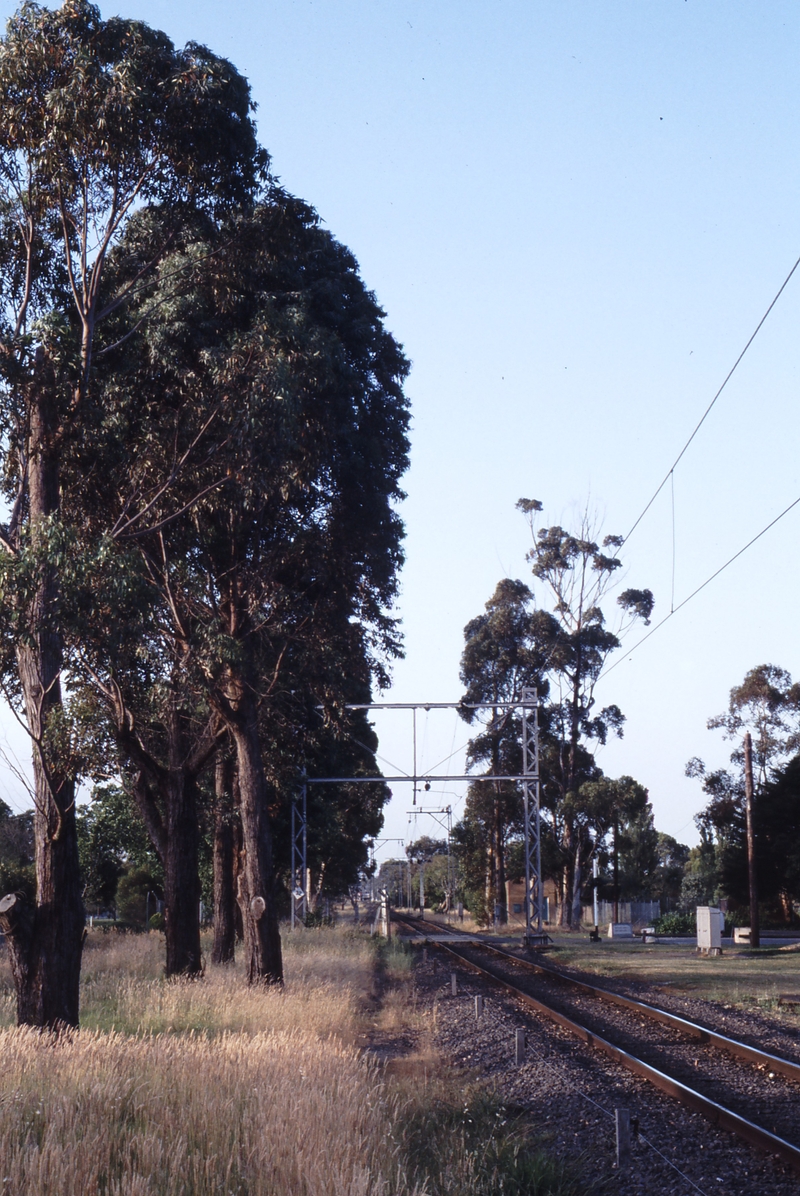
left=0, top=1025, right=417, bottom=1196
left=0, top=929, right=423, bottom=1196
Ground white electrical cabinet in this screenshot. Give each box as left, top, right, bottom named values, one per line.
left=696, top=906, right=724, bottom=954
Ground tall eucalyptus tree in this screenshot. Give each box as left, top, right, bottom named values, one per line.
left=0, top=0, right=263, bottom=1025
left=516, top=501, right=653, bottom=923
left=75, top=192, right=409, bottom=984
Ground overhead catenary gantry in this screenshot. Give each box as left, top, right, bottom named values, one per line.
left=296, top=696, right=545, bottom=941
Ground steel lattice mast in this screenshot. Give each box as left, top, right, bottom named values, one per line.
left=300, top=698, right=548, bottom=942
left=290, top=778, right=307, bottom=928
left=521, top=688, right=543, bottom=940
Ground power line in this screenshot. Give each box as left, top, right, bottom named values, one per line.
left=601, top=492, right=800, bottom=680
left=625, top=250, right=800, bottom=544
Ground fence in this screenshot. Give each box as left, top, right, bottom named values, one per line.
left=582, top=901, right=660, bottom=929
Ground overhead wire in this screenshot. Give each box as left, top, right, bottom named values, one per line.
left=624, top=249, right=800, bottom=546
left=433, top=709, right=462, bottom=807
left=601, top=248, right=800, bottom=671
left=670, top=469, right=676, bottom=614
left=424, top=706, right=515, bottom=778
left=312, top=708, right=412, bottom=780
left=601, top=491, right=800, bottom=681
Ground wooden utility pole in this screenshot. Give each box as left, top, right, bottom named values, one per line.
left=744, top=731, right=760, bottom=948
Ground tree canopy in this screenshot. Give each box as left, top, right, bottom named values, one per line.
left=0, top=1, right=408, bottom=1022
left=454, top=503, right=654, bottom=927
left=689, top=665, right=800, bottom=924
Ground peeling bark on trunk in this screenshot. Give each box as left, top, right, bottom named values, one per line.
left=559, top=823, right=574, bottom=928
left=484, top=833, right=494, bottom=925
left=232, top=809, right=244, bottom=943
left=212, top=749, right=236, bottom=965
left=229, top=692, right=282, bottom=984
left=1, top=376, right=85, bottom=1027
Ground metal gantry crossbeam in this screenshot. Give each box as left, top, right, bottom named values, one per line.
left=298, top=697, right=544, bottom=936
left=305, top=774, right=532, bottom=784
left=324, top=702, right=531, bottom=710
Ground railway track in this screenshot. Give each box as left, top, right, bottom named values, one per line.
left=394, top=914, right=800, bottom=1175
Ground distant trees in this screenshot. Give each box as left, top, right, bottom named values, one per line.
left=406, top=836, right=449, bottom=909
left=454, top=503, right=653, bottom=926
left=575, top=775, right=651, bottom=917
left=688, top=665, right=800, bottom=924
left=76, top=784, right=159, bottom=915
left=0, top=800, right=33, bottom=899
left=651, top=833, right=691, bottom=908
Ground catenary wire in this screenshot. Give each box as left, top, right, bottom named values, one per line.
left=670, top=468, right=676, bottom=614
left=601, top=491, right=800, bottom=681
left=624, top=250, right=800, bottom=545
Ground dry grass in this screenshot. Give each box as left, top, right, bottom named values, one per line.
left=80, top=927, right=381, bottom=1039
left=0, top=926, right=591, bottom=1196
left=0, top=926, right=385, bottom=1038
left=0, top=1024, right=412, bottom=1196
left=548, top=933, right=800, bottom=1017
left=0, top=927, right=415, bottom=1196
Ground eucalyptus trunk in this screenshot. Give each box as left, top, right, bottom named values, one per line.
left=162, top=758, right=202, bottom=976
left=212, top=749, right=236, bottom=965
left=0, top=378, right=84, bottom=1027
left=559, top=820, right=574, bottom=928
left=570, top=842, right=583, bottom=927
left=125, top=706, right=204, bottom=977
left=229, top=691, right=282, bottom=984
left=484, top=831, right=494, bottom=925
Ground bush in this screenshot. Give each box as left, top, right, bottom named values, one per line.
left=148, top=912, right=165, bottom=931
left=303, top=909, right=334, bottom=928
left=115, top=868, right=161, bottom=927
left=653, top=911, right=696, bottom=936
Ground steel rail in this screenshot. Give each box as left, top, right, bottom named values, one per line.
left=395, top=916, right=800, bottom=1085
left=468, top=936, right=800, bottom=1086
left=393, top=916, right=800, bottom=1173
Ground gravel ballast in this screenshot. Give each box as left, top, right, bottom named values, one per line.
left=413, top=949, right=800, bottom=1196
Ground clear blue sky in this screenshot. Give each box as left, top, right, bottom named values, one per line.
left=2, top=1, right=799, bottom=861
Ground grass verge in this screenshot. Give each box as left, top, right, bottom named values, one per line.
left=0, top=927, right=595, bottom=1195
left=546, top=932, right=800, bottom=1017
